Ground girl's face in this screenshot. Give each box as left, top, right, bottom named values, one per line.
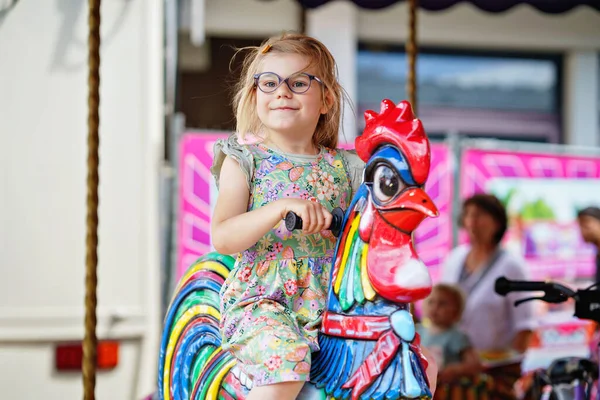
left=424, top=289, right=460, bottom=328
left=255, top=53, right=329, bottom=143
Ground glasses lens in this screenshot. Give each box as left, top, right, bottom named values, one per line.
left=287, top=73, right=312, bottom=94
left=256, top=73, right=281, bottom=93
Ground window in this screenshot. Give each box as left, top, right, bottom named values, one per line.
left=357, top=45, right=562, bottom=143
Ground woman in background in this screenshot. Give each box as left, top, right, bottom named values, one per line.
left=441, top=194, right=536, bottom=399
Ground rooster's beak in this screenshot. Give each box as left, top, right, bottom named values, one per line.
left=380, top=187, right=439, bottom=232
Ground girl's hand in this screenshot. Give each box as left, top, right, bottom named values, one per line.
left=278, top=199, right=332, bottom=235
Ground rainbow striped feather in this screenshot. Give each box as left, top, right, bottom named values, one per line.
left=157, top=252, right=251, bottom=400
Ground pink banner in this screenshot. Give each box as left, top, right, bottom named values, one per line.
left=177, top=133, right=226, bottom=278
left=460, top=148, right=600, bottom=281
left=414, top=144, right=454, bottom=282
left=460, top=148, right=600, bottom=369
left=176, top=133, right=453, bottom=280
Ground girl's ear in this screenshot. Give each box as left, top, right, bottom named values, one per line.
left=320, top=89, right=334, bottom=115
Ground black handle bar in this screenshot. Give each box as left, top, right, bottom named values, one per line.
left=495, top=277, right=600, bottom=323
left=494, top=277, right=556, bottom=296
left=494, top=277, right=577, bottom=303
left=284, top=207, right=345, bottom=238
left=495, top=277, right=576, bottom=298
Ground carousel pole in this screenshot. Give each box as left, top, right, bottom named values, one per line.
left=407, top=0, right=419, bottom=322
left=83, top=0, right=101, bottom=399
left=406, top=0, right=418, bottom=114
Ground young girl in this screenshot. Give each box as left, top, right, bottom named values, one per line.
left=417, top=284, right=481, bottom=383
left=210, top=33, right=364, bottom=400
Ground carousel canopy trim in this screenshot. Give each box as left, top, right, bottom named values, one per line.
left=294, top=0, right=600, bottom=14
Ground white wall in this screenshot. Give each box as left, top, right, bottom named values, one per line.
left=182, top=0, right=301, bottom=37
left=306, top=2, right=358, bottom=143
left=200, top=0, right=600, bottom=50
left=0, top=0, right=163, bottom=398
left=564, top=51, right=600, bottom=147
left=358, top=3, right=600, bottom=50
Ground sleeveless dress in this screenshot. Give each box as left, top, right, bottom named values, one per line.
left=210, top=135, right=363, bottom=386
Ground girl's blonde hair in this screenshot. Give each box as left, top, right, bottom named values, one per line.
left=232, top=32, right=344, bottom=149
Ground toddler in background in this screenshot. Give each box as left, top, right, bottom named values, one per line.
left=418, top=283, right=482, bottom=383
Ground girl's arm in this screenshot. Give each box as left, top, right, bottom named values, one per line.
left=211, top=156, right=332, bottom=255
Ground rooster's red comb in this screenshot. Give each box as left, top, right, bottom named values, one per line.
left=355, top=99, right=430, bottom=185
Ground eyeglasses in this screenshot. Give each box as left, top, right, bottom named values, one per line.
left=253, top=72, right=323, bottom=94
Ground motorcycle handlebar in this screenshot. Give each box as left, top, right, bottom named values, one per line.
left=494, top=277, right=576, bottom=298
left=494, top=277, right=553, bottom=295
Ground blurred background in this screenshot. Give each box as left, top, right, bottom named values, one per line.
left=1, top=0, right=599, bottom=398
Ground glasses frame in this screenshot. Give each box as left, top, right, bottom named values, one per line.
left=253, top=72, right=323, bottom=94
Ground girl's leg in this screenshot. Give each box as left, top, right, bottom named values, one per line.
left=246, top=381, right=305, bottom=400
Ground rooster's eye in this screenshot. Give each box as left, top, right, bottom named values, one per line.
left=373, top=165, right=403, bottom=203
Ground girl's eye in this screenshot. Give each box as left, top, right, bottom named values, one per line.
left=290, top=76, right=310, bottom=88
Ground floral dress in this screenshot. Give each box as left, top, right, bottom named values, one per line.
left=210, top=135, right=362, bottom=386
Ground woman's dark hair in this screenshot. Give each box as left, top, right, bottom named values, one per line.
left=460, top=193, right=508, bottom=245
left=577, top=206, right=600, bottom=221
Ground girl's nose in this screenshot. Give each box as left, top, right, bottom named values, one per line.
left=276, top=82, right=293, bottom=98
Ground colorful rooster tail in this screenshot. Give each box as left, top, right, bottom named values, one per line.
left=158, top=252, right=241, bottom=400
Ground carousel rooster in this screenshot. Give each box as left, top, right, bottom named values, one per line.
left=311, top=99, right=439, bottom=400
left=156, top=99, right=438, bottom=400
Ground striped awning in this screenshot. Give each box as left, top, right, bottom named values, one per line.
left=294, top=0, right=600, bottom=14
